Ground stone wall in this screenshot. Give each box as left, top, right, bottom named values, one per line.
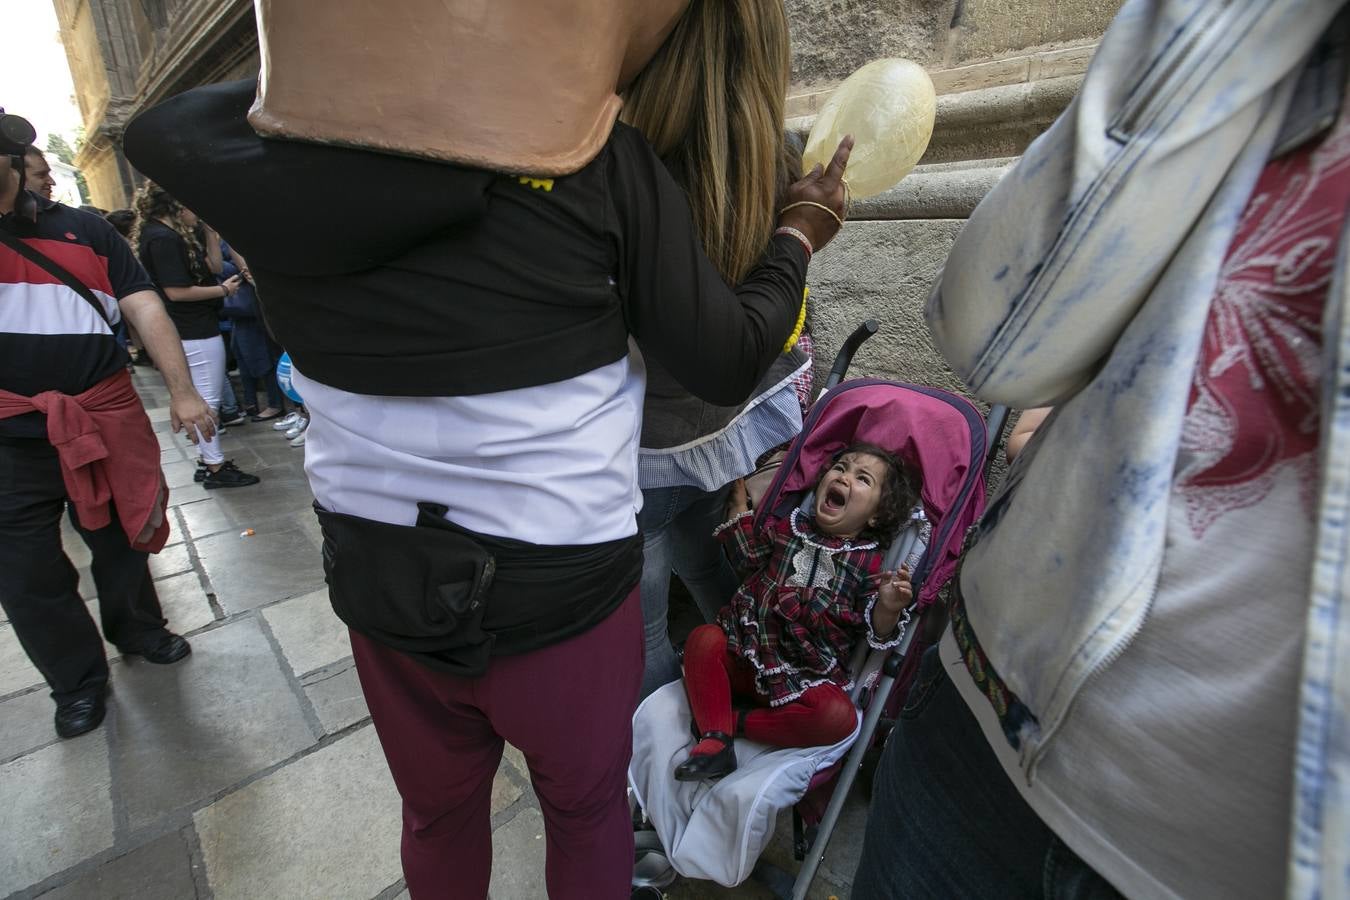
left=785, top=0, right=1120, bottom=86
left=57, top=0, right=254, bottom=210
left=785, top=0, right=1123, bottom=401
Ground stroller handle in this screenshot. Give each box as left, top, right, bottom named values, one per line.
left=823, top=319, right=879, bottom=391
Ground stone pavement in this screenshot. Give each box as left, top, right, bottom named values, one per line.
left=0, top=368, right=868, bottom=900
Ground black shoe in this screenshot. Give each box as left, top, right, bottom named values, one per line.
left=220, top=410, right=248, bottom=426
left=120, top=632, right=192, bottom=664
left=194, top=460, right=208, bottom=482
left=55, top=687, right=108, bottom=739
left=203, top=460, right=261, bottom=489
left=673, top=731, right=737, bottom=782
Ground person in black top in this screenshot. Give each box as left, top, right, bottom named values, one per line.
left=131, top=183, right=259, bottom=489
left=123, top=3, right=851, bottom=893
left=0, top=111, right=215, bottom=740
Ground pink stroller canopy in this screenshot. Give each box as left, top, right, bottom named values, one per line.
left=754, top=379, right=989, bottom=606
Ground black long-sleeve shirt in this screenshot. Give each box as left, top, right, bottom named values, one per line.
left=123, top=80, right=807, bottom=404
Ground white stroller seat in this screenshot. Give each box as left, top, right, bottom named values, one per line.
left=629, top=681, right=861, bottom=886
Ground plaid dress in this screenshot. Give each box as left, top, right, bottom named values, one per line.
left=713, top=508, right=898, bottom=707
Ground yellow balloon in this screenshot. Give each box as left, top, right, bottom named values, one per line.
left=802, top=59, right=937, bottom=200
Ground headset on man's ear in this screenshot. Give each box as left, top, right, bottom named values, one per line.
left=0, top=111, right=36, bottom=157
left=0, top=110, right=39, bottom=221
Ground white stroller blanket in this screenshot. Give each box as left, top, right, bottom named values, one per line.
left=628, top=681, right=861, bottom=887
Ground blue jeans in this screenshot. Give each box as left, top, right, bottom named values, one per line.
left=219, top=373, right=240, bottom=417
left=241, top=369, right=286, bottom=412
left=637, top=484, right=741, bottom=699
left=852, top=646, right=1122, bottom=899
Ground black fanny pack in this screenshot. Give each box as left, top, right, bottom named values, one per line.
left=315, top=501, right=641, bottom=677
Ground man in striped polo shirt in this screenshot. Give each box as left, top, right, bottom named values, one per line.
left=0, top=112, right=215, bottom=739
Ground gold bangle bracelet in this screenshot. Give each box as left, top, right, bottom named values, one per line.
left=778, top=200, right=845, bottom=228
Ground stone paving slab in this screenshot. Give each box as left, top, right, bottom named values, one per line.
left=147, top=542, right=193, bottom=580
left=0, top=623, right=43, bottom=697
left=176, top=495, right=239, bottom=540
left=0, top=688, right=59, bottom=764
left=237, top=437, right=309, bottom=471
left=167, top=487, right=211, bottom=509
left=302, top=663, right=368, bottom=735
left=492, top=758, right=526, bottom=814
left=76, top=564, right=96, bottom=602
left=107, top=616, right=316, bottom=830
left=262, top=587, right=350, bottom=677
left=162, top=459, right=202, bottom=491
left=160, top=446, right=189, bottom=466
left=207, top=467, right=317, bottom=528
left=195, top=511, right=324, bottom=613
left=488, top=807, right=547, bottom=900
left=195, top=724, right=401, bottom=900
left=148, top=570, right=219, bottom=635
left=59, top=518, right=94, bottom=569
left=36, top=830, right=199, bottom=900
left=0, top=731, right=114, bottom=896
left=0, top=570, right=214, bottom=704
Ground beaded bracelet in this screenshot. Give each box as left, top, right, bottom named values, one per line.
left=773, top=225, right=813, bottom=260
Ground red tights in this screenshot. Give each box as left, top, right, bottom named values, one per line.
left=682, top=624, right=856, bottom=757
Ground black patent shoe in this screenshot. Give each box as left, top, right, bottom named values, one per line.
left=55, top=687, right=108, bottom=739
left=673, top=731, right=737, bottom=782
left=121, top=632, right=192, bottom=665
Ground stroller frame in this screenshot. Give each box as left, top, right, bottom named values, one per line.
left=630, top=320, right=1009, bottom=899
left=753, top=322, right=1010, bottom=900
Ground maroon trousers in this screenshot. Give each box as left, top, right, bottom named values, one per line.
left=351, top=589, right=643, bottom=899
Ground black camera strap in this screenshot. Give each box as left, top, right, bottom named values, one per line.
left=0, top=226, right=115, bottom=328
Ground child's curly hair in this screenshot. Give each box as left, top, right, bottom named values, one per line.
left=818, top=442, right=923, bottom=547
left=129, top=182, right=206, bottom=281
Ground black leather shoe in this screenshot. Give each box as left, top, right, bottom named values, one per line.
left=674, top=731, right=737, bottom=782
left=121, top=633, right=192, bottom=664
left=55, top=688, right=107, bottom=739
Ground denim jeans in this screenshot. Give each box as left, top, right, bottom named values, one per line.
left=240, top=369, right=286, bottom=412
left=637, top=484, right=741, bottom=699
left=852, top=646, right=1122, bottom=900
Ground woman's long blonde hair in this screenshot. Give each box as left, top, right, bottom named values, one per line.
left=622, top=0, right=794, bottom=285
left=130, top=181, right=206, bottom=280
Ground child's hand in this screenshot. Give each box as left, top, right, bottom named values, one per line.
left=727, top=478, right=750, bottom=517
left=877, top=567, right=912, bottom=612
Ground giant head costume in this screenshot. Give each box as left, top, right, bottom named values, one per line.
left=247, top=0, right=691, bottom=175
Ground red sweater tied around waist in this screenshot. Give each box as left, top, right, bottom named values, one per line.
left=0, top=369, right=170, bottom=553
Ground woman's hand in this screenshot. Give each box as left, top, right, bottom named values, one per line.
left=778, top=135, right=854, bottom=253
left=221, top=274, right=243, bottom=297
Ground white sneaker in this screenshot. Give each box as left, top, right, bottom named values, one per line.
left=289, top=431, right=307, bottom=447
left=272, top=412, right=301, bottom=431
left=284, top=417, right=310, bottom=440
